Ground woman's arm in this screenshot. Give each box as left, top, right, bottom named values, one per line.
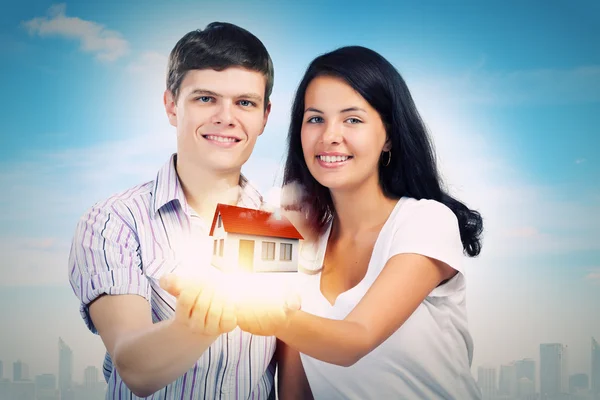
left=237, top=253, right=456, bottom=367
left=276, top=340, right=314, bottom=400
left=283, top=253, right=456, bottom=366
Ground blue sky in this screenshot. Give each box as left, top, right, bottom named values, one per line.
left=0, top=0, right=598, bottom=387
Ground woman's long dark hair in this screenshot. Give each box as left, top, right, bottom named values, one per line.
left=282, top=46, right=483, bottom=257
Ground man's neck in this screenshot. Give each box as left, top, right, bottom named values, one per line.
left=175, top=155, right=242, bottom=222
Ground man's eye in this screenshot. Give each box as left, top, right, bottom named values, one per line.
left=239, top=100, right=255, bottom=107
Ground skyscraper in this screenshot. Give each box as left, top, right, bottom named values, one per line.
left=592, top=337, right=600, bottom=400
left=13, top=360, right=29, bottom=381
left=478, top=366, right=497, bottom=400
left=84, top=366, right=99, bottom=388
left=59, top=337, right=74, bottom=400
left=569, top=373, right=589, bottom=394
left=540, top=343, right=568, bottom=399
left=515, top=358, right=536, bottom=396
left=35, top=373, right=57, bottom=390
left=498, top=363, right=517, bottom=397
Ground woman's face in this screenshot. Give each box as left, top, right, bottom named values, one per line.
left=301, top=75, right=390, bottom=193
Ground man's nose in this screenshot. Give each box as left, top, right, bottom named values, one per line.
left=212, top=102, right=234, bottom=126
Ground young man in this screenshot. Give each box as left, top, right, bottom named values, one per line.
left=68, top=22, right=276, bottom=399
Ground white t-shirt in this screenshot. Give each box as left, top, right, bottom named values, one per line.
left=297, top=197, right=482, bottom=399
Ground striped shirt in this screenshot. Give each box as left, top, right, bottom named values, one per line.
left=68, top=154, right=277, bottom=400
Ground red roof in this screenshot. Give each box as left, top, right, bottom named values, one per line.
left=209, top=203, right=304, bottom=240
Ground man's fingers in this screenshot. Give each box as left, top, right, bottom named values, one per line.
left=160, top=273, right=185, bottom=297
left=204, top=290, right=224, bottom=335
left=176, top=288, right=199, bottom=323
left=189, top=285, right=214, bottom=333
left=235, top=304, right=249, bottom=331
left=244, top=302, right=266, bottom=335
left=220, top=300, right=237, bottom=333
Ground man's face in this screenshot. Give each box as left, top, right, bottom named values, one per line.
left=164, top=67, right=271, bottom=174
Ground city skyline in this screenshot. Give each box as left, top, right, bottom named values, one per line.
left=2, top=336, right=598, bottom=399
left=477, top=338, right=600, bottom=400
left=0, top=337, right=106, bottom=400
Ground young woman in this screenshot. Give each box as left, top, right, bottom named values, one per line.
left=165, top=45, right=485, bottom=399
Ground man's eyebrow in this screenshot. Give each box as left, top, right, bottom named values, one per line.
left=238, top=93, right=263, bottom=102
left=189, top=89, right=221, bottom=97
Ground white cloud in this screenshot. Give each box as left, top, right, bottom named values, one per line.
left=586, top=269, right=600, bottom=284
left=22, top=3, right=129, bottom=62
left=575, top=158, right=587, bottom=164
left=126, top=51, right=168, bottom=75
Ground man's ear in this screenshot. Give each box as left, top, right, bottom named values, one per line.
left=259, top=101, right=272, bottom=136
left=164, top=90, right=178, bottom=127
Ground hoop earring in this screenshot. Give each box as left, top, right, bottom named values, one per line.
left=382, top=150, right=391, bottom=167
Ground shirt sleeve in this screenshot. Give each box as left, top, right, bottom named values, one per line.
left=388, top=199, right=465, bottom=297
left=68, top=200, right=151, bottom=334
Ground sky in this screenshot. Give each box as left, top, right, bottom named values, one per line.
left=0, top=0, right=598, bottom=389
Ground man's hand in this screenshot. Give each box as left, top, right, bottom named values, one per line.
left=235, top=289, right=301, bottom=337
left=160, top=273, right=237, bottom=336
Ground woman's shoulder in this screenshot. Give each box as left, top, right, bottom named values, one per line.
left=394, top=197, right=458, bottom=228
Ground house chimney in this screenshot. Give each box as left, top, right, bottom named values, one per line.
left=273, top=207, right=282, bottom=221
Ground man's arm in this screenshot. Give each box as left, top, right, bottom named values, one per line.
left=69, top=204, right=235, bottom=397
left=89, top=294, right=223, bottom=397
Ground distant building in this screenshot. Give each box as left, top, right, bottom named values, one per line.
left=592, top=337, right=600, bottom=400
left=569, top=373, right=589, bottom=394
left=517, top=377, right=536, bottom=400
left=477, top=366, right=497, bottom=400
left=13, top=360, right=29, bottom=381
left=498, top=363, right=517, bottom=397
left=540, top=343, right=569, bottom=399
left=36, top=373, right=60, bottom=400
left=35, top=373, right=56, bottom=390
left=84, top=366, right=99, bottom=388
left=12, top=380, right=36, bottom=399
left=515, top=358, right=536, bottom=396
left=59, top=337, right=74, bottom=400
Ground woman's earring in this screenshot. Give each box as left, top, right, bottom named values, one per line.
left=382, top=150, right=391, bottom=167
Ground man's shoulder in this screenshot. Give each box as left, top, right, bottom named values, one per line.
left=79, top=180, right=154, bottom=222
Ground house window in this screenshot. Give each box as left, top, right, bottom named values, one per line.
left=280, top=243, right=292, bottom=261
left=213, top=240, right=217, bottom=255
left=219, top=239, right=224, bottom=257
left=217, top=214, right=222, bottom=228
left=261, top=241, right=275, bottom=260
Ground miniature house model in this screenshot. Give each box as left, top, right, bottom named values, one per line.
left=209, top=203, right=304, bottom=273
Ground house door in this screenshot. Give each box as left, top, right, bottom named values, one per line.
left=238, top=240, right=255, bottom=272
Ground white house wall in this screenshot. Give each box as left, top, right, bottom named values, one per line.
left=210, top=214, right=230, bottom=270
left=231, top=233, right=299, bottom=272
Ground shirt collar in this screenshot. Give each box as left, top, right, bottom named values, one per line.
left=151, top=153, right=264, bottom=217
